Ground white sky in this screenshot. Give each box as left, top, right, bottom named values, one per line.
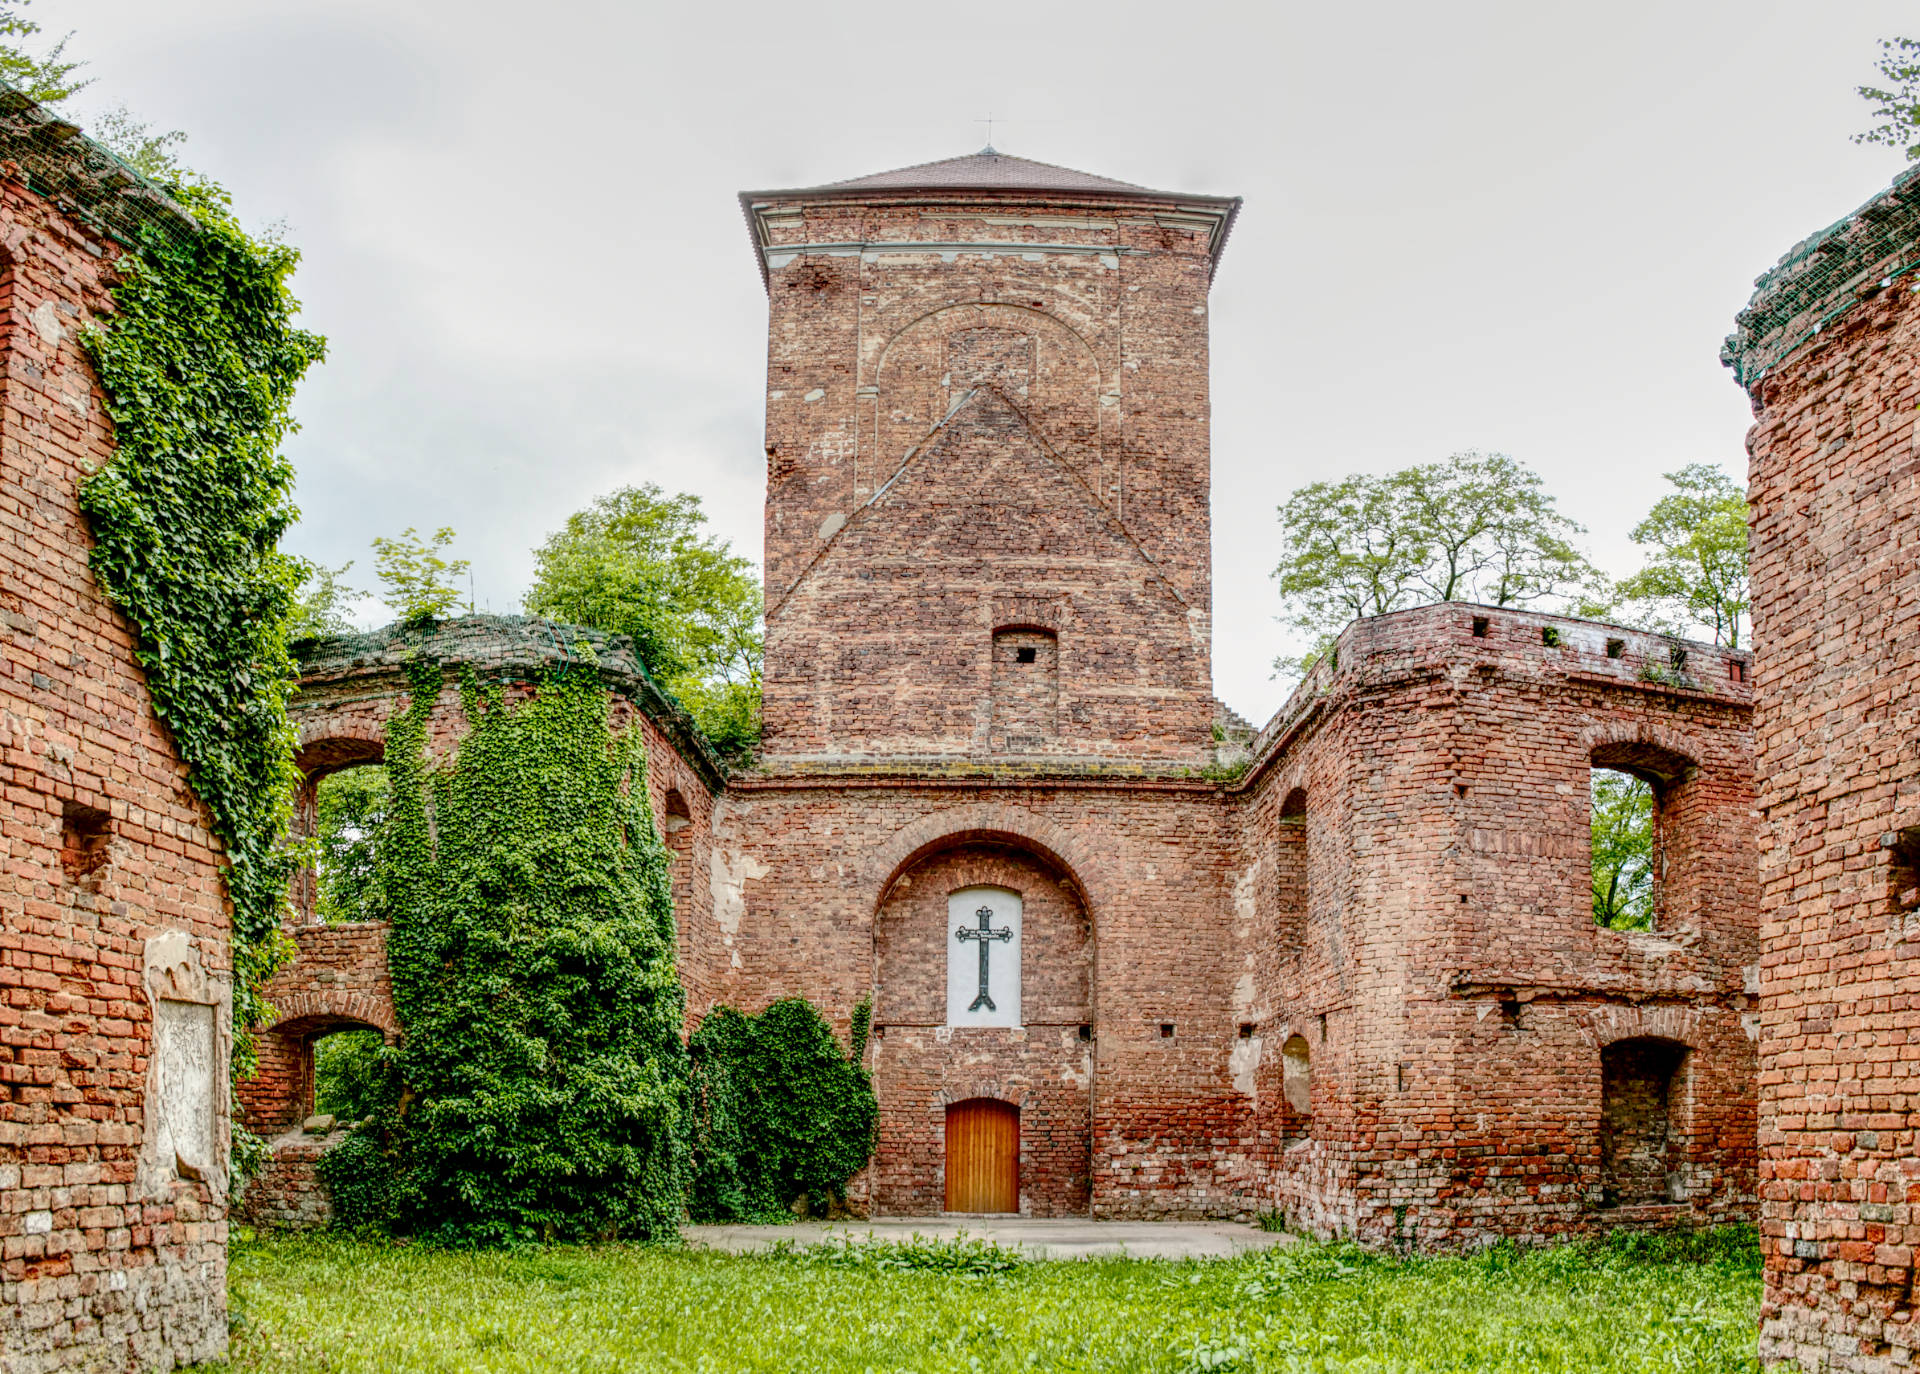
left=47, top=0, right=1918, bottom=727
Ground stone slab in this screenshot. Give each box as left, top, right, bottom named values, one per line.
left=681, top=1217, right=1290, bottom=1260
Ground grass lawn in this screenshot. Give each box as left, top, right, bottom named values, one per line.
left=209, top=1227, right=1761, bottom=1373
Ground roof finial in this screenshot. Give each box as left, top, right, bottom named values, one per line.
left=974, top=112, right=998, bottom=155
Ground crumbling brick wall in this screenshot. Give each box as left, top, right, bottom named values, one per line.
left=1235, top=604, right=1758, bottom=1247
left=0, top=177, right=231, bottom=1368
left=1728, top=166, right=1920, bottom=1372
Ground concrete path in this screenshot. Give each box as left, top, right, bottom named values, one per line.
left=681, top=1217, right=1289, bottom=1260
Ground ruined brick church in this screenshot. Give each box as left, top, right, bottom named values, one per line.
left=36, top=121, right=1920, bottom=1374
left=245, top=149, right=1761, bottom=1243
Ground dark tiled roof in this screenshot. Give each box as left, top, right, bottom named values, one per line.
left=822, top=148, right=1152, bottom=194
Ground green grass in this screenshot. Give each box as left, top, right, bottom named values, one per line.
left=207, top=1227, right=1761, bottom=1373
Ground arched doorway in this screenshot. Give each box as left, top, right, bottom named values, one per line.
left=945, top=1098, right=1019, bottom=1213
left=1600, top=1037, right=1688, bottom=1205
left=872, top=839, right=1092, bottom=1216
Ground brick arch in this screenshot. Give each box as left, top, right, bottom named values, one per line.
left=939, top=1082, right=1031, bottom=1109
left=1578, top=720, right=1706, bottom=783
left=264, top=987, right=399, bottom=1039
left=295, top=722, right=388, bottom=780
left=866, top=803, right=1106, bottom=916
left=1574, top=1003, right=1706, bottom=1050
left=871, top=300, right=1109, bottom=388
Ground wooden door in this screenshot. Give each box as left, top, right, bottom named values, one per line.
left=945, top=1098, right=1019, bottom=1213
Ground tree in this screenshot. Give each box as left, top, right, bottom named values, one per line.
left=1615, top=464, right=1749, bottom=648
left=525, top=484, right=763, bottom=757
left=1855, top=37, right=1920, bottom=161
left=90, top=105, right=189, bottom=182
left=313, top=766, right=389, bottom=924
left=0, top=1, right=87, bottom=108
left=372, top=526, right=470, bottom=623
left=289, top=560, right=363, bottom=639
left=1272, top=452, right=1601, bottom=675
left=1591, top=770, right=1654, bottom=930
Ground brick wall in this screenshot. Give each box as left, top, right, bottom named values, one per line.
left=749, top=184, right=1231, bottom=767
left=0, top=176, right=231, bottom=1368
left=1236, top=604, right=1758, bottom=1247
left=1728, top=168, right=1920, bottom=1372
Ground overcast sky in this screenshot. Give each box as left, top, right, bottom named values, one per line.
left=47, top=0, right=1919, bottom=725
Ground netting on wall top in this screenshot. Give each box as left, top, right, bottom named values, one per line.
left=0, top=81, right=198, bottom=252
left=1724, top=163, right=1920, bottom=390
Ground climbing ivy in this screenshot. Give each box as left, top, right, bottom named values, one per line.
left=322, top=661, right=689, bottom=1243
left=78, top=179, right=325, bottom=1067
left=686, top=997, right=877, bottom=1222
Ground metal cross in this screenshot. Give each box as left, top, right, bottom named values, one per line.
left=955, top=905, right=1012, bottom=1012
left=975, top=113, right=998, bottom=153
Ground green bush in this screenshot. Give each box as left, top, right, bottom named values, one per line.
left=312, top=1029, right=390, bottom=1121
left=687, top=997, right=877, bottom=1221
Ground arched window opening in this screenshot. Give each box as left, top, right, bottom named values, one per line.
left=1275, top=788, right=1308, bottom=949
left=662, top=787, right=694, bottom=918
left=1590, top=768, right=1654, bottom=930
left=1281, top=1033, right=1312, bottom=1144
left=309, top=1024, right=387, bottom=1127
left=310, top=762, right=391, bottom=925
left=1599, top=1037, right=1686, bottom=1206
left=1590, top=743, right=1695, bottom=933
left=990, top=627, right=1058, bottom=751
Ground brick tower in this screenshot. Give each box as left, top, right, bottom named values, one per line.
left=740, top=150, right=1241, bottom=764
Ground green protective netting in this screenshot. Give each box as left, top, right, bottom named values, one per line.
left=1724, top=163, right=1920, bottom=390
left=0, top=80, right=198, bottom=251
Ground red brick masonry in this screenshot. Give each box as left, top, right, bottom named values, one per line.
left=1729, top=164, right=1920, bottom=1371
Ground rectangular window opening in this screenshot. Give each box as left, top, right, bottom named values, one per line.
left=1668, top=646, right=1688, bottom=671
left=1606, top=637, right=1626, bottom=659
left=1077, top=1023, right=1092, bottom=1042
left=1015, top=646, right=1037, bottom=664
left=1238, top=1023, right=1256, bottom=1040
left=1541, top=626, right=1561, bottom=647
left=60, top=802, right=111, bottom=882
left=1729, top=659, right=1746, bottom=683
left=1159, top=1023, right=1175, bottom=1039
left=1471, top=616, right=1489, bottom=638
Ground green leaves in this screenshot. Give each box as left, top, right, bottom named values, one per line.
left=372, top=526, right=471, bottom=623
left=1591, top=770, right=1655, bottom=930
left=524, top=484, right=763, bottom=758
left=1615, top=464, right=1749, bottom=649
left=1855, top=37, right=1920, bottom=161
left=686, top=998, right=878, bottom=1222
left=1272, top=452, right=1601, bottom=678
left=322, top=666, right=690, bottom=1243
left=78, top=176, right=325, bottom=1068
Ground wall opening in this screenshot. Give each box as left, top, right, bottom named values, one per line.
left=309, top=1024, right=386, bottom=1125
left=1590, top=742, right=1698, bottom=933
left=1275, top=787, right=1308, bottom=950
left=1590, top=767, right=1654, bottom=930
left=59, top=802, right=111, bottom=883
left=1599, top=1037, right=1687, bottom=1206
left=309, top=762, right=391, bottom=925
left=990, top=627, right=1058, bottom=751
left=1281, top=1034, right=1312, bottom=1144
left=663, top=787, right=694, bottom=920
left=1887, top=826, right=1920, bottom=931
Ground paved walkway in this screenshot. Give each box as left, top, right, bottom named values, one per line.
left=682, top=1217, right=1289, bottom=1260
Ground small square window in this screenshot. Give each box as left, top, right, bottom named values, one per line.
left=1606, top=638, right=1626, bottom=659
left=1016, top=646, right=1037, bottom=664
left=1669, top=646, right=1688, bottom=671
left=1159, top=1023, right=1175, bottom=1039
left=1077, top=1023, right=1092, bottom=1042
left=1471, top=616, right=1489, bottom=638
left=1541, top=626, right=1560, bottom=647
left=1729, top=659, right=1746, bottom=683
left=1238, top=1023, right=1256, bottom=1040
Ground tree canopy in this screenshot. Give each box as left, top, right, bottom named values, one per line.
left=1615, top=464, right=1749, bottom=649
left=1856, top=37, right=1920, bottom=160
left=373, top=526, right=471, bottom=624
left=0, top=1, right=85, bottom=107
left=1272, top=452, right=1600, bottom=674
left=525, top=484, right=762, bottom=758
left=1591, top=770, right=1654, bottom=931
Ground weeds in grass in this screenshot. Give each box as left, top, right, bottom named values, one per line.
left=210, top=1225, right=1763, bottom=1373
